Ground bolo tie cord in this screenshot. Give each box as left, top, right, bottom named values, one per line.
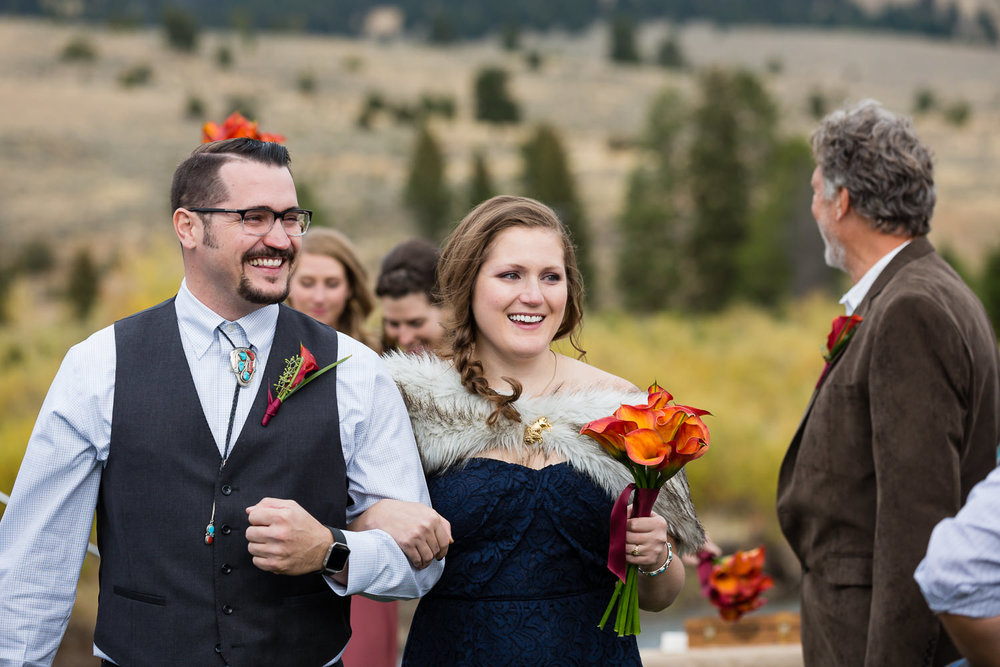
left=206, top=327, right=252, bottom=545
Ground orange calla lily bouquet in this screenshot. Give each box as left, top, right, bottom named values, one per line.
left=580, top=382, right=710, bottom=636
left=697, top=546, right=774, bottom=621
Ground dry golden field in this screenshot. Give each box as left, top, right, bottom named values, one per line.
left=0, top=17, right=998, bottom=277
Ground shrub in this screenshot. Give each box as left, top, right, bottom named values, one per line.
left=65, top=247, right=100, bottom=322
left=473, top=67, right=520, bottom=124
left=609, top=15, right=641, bottom=64
left=118, top=63, right=153, bottom=88
left=225, top=96, right=258, bottom=122
left=60, top=35, right=97, bottom=63
left=943, top=100, right=971, bottom=126
left=216, top=44, right=234, bottom=69
left=656, top=34, right=685, bottom=69
left=912, top=87, right=937, bottom=114
left=419, top=93, right=456, bottom=120
left=185, top=94, right=206, bottom=119
left=163, top=5, right=199, bottom=52
left=15, top=238, right=56, bottom=275
left=297, top=71, right=317, bottom=95
left=807, top=89, right=828, bottom=120
left=524, top=50, right=543, bottom=71
left=501, top=23, right=520, bottom=51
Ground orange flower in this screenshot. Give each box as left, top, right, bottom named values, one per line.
left=579, top=415, right=631, bottom=459
left=202, top=111, right=286, bottom=144
left=698, top=546, right=774, bottom=621
left=581, top=382, right=712, bottom=637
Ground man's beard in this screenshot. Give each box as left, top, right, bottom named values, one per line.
left=238, top=274, right=291, bottom=305
left=238, top=247, right=296, bottom=305
left=820, top=226, right=847, bottom=273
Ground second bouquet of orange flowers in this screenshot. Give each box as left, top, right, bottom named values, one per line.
left=580, top=382, right=711, bottom=637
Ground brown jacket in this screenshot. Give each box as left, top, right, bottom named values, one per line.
left=777, top=237, right=1000, bottom=667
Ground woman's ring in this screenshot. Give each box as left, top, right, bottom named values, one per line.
left=631, top=546, right=640, bottom=557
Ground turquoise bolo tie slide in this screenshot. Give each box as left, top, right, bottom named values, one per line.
left=229, top=347, right=257, bottom=387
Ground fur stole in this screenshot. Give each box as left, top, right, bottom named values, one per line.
left=383, top=352, right=705, bottom=555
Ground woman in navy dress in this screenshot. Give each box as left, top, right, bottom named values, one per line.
left=384, top=196, right=704, bottom=666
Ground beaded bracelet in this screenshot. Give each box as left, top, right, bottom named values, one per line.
left=638, top=540, right=673, bottom=577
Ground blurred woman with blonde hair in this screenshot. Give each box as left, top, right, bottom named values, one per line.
left=287, top=227, right=397, bottom=667
left=287, top=227, right=380, bottom=351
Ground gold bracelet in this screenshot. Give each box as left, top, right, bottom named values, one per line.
left=638, top=541, right=673, bottom=577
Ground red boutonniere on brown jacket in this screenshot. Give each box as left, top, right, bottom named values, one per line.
left=817, top=314, right=863, bottom=386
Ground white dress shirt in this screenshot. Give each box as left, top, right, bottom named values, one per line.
left=839, top=240, right=910, bottom=315
left=0, top=280, right=441, bottom=665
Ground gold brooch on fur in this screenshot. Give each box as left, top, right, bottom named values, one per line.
left=524, top=416, right=552, bottom=445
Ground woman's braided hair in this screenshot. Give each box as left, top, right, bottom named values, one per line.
left=437, top=195, right=585, bottom=425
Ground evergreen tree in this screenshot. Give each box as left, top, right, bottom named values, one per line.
left=404, top=124, right=451, bottom=241
left=656, top=32, right=685, bottom=69
left=0, top=264, right=10, bottom=325
left=521, top=124, right=594, bottom=298
left=980, top=243, right=1000, bottom=334
left=468, top=149, right=495, bottom=209
left=473, top=67, right=520, bottom=124
left=162, top=4, right=199, bottom=52
left=686, top=69, right=749, bottom=311
left=609, top=15, right=641, bottom=64
left=66, top=247, right=100, bottom=321
left=736, top=138, right=811, bottom=307
left=617, top=89, right=687, bottom=312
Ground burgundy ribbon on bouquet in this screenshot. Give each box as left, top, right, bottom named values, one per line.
left=607, top=484, right=661, bottom=582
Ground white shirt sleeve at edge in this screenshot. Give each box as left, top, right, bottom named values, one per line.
left=0, top=325, right=115, bottom=664
left=915, top=463, right=1000, bottom=618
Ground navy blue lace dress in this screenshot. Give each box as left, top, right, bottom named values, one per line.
left=401, top=457, right=641, bottom=666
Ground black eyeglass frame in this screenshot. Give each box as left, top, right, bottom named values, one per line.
left=187, top=207, right=313, bottom=237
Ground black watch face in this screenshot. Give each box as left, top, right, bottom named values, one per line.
left=325, top=543, right=350, bottom=573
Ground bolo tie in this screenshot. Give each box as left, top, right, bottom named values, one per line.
left=204, top=326, right=257, bottom=546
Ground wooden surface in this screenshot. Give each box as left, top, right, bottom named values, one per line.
left=685, top=611, right=801, bottom=648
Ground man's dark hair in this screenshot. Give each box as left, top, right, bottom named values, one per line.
left=170, top=138, right=291, bottom=212
left=375, top=238, right=442, bottom=305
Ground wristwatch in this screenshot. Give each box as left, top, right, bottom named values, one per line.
left=321, top=526, right=350, bottom=575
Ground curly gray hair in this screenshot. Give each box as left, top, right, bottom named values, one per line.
left=811, top=99, right=935, bottom=236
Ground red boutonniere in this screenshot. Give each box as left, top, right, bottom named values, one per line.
left=817, top=314, right=862, bottom=387
left=823, top=314, right=863, bottom=363
left=697, top=546, right=774, bottom=621
left=261, top=344, right=349, bottom=426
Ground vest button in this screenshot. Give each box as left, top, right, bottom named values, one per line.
left=221, top=524, right=232, bottom=535
left=222, top=604, right=234, bottom=615
left=221, top=564, right=232, bottom=574
left=215, top=644, right=222, bottom=654
left=221, top=484, right=232, bottom=496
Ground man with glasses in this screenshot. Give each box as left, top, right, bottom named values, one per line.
left=0, top=138, right=450, bottom=665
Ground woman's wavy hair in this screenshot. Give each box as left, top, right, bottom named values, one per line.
left=438, top=195, right=585, bottom=425
left=812, top=99, right=935, bottom=236
left=294, top=228, right=380, bottom=351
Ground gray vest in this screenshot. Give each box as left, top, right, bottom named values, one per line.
left=96, top=300, right=350, bottom=666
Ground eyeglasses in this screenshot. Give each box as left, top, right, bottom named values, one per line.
left=188, top=207, right=312, bottom=237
